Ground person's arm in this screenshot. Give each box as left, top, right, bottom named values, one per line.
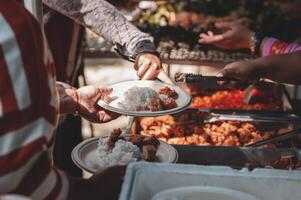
left=218, top=51, right=301, bottom=84
left=261, top=37, right=301, bottom=57
left=42, top=0, right=155, bottom=57
left=56, top=82, right=118, bottom=123
left=43, top=0, right=173, bottom=83
left=199, top=21, right=301, bottom=57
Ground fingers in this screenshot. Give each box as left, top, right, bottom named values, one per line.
left=218, top=62, right=241, bottom=79
left=97, top=109, right=120, bottom=123
left=97, top=87, right=113, bottom=103
left=135, top=54, right=162, bottom=80
left=137, top=62, right=150, bottom=78
left=199, top=32, right=225, bottom=44
left=157, top=70, right=174, bottom=84
left=141, top=64, right=158, bottom=80
left=198, top=21, right=233, bottom=45
left=218, top=61, right=261, bottom=81
left=98, top=87, right=113, bottom=96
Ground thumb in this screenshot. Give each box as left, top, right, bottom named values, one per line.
left=96, top=87, right=113, bottom=102
left=219, top=62, right=242, bottom=79
left=98, top=87, right=113, bottom=96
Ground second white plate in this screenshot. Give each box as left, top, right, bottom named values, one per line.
left=71, top=136, right=178, bottom=174
left=97, top=80, right=192, bottom=117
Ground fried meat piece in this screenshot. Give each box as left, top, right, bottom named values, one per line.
left=143, top=136, right=160, bottom=149
left=162, top=97, right=177, bottom=110
left=150, top=98, right=163, bottom=111
left=142, top=145, right=157, bottom=161
left=107, top=128, right=122, bottom=150
left=159, top=87, right=178, bottom=99
left=129, top=135, right=145, bottom=149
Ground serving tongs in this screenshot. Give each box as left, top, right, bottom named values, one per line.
left=246, top=127, right=301, bottom=147
left=114, top=43, right=135, bottom=63
left=175, top=72, right=241, bottom=83
left=201, top=111, right=301, bottom=123
left=174, top=72, right=243, bottom=83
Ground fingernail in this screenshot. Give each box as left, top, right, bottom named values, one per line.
left=216, top=72, right=223, bottom=77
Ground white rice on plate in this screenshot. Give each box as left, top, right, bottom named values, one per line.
left=118, top=86, right=162, bottom=111
left=91, top=137, right=141, bottom=169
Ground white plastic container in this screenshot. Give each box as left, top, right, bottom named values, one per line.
left=119, top=163, right=301, bottom=200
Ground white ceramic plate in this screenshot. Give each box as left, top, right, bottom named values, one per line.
left=71, top=136, right=178, bottom=174
left=151, top=186, right=261, bottom=200
left=97, top=80, right=192, bottom=117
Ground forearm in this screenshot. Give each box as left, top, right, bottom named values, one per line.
left=42, top=0, right=156, bottom=57
left=56, top=82, right=77, bottom=114
left=256, top=51, right=301, bottom=84
left=261, top=37, right=301, bottom=57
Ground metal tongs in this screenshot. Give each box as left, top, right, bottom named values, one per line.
left=202, top=111, right=301, bottom=123
left=246, top=127, right=301, bottom=147
left=174, top=72, right=243, bottom=83
left=114, top=43, right=135, bottom=63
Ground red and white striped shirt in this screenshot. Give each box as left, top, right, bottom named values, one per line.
left=0, top=0, right=69, bottom=199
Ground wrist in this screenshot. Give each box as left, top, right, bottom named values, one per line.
left=132, top=40, right=157, bottom=59
left=57, top=82, right=79, bottom=115
left=66, top=88, right=80, bottom=115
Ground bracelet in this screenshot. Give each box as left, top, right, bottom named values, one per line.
left=250, top=31, right=264, bottom=55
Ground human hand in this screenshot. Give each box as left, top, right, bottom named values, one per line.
left=199, top=21, right=254, bottom=50
left=134, top=53, right=173, bottom=84
left=76, top=86, right=119, bottom=123
left=217, top=59, right=269, bottom=81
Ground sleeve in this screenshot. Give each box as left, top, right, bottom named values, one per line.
left=261, top=37, right=301, bottom=57
left=42, top=0, right=157, bottom=57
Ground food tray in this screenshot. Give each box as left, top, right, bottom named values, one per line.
left=158, top=45, right=257, bottom=66
left=176, top=81, right=293, bottom=113
left=174, top=145, right=301, bottom=169
left=131, top=109, right=301, bottom=148
left=119, top=162, right=301, bottom=200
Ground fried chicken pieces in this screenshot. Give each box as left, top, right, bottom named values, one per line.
left=107, top=129, right=159, bottom=161
left=136, top=114, right=289, bottom=147
left=159, top=87, right=178, bottom=110
left=159, top=87, right=179, bottom=99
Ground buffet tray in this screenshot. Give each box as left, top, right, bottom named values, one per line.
left=130, top=109, right=301, bottom=149
left=177, top=81, right=293, bottom=113
left=119, top=162, right=301, bottom=200
left=174, top=146, right=301, bottom=168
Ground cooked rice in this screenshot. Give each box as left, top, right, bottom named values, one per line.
left=118, top=86, right=162, bottom=111
left=92, top=137, right=141, bottom=169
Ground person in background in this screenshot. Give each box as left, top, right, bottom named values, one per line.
left=198, top=21, right=301, bottom=85
left=0, top=0, right=124, bottom=199
left=198, top=21, right=301, bottom=57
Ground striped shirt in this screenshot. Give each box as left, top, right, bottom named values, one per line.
left=0, top=0, right=69, bottom=199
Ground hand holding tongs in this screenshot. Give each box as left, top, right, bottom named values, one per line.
left=246, top=127, right=301, bottom=147
left=114, top=43, right=173, bottom=84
